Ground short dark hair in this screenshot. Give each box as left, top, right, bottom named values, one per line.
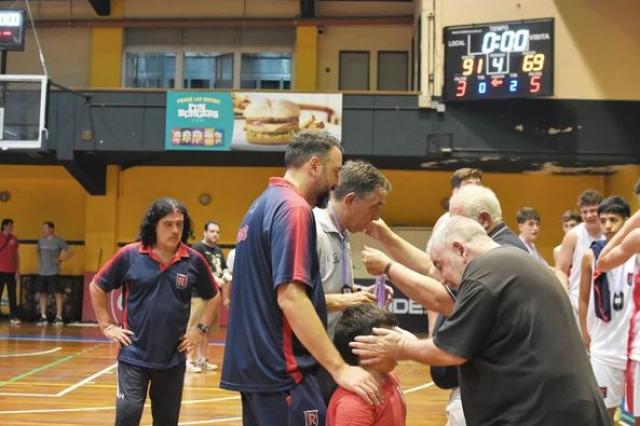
left=284, top=131, right=343, bottom=169
left=204, top=221, right=220, bottom=231
left=561, top=209, right=582, bottom=224
left=137, top=197, right=194, bottom=247
left=577, top=189, right=603, bottom=208
left=43, top=221, right=55, bottom=230
left=333, top=304, right=398, bottom=366
left=450, top=168, right=482, bottom=189
left=1, top=218, right=13, bottom=231
left=516, top=207, right=540, bottom=224
left=598, top=196, right=630, bottom=218
left=333, top=160, right=391, bottom=201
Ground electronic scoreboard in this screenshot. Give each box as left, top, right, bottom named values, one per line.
left=0, top=10, right=25, bottom=51
left=443, top=18, right=553, bottom=101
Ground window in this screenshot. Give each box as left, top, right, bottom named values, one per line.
left=240, top=53, right=292, bottom=90
left=183, top=52, right=234, bottom=89
left=378, top=51, right=408, bottom=91
left=124, top=52, right=176, bottom=88
left=339, top=51, right=369, bottom=91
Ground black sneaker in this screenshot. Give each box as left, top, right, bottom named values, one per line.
left=36, top=316, right=47, bottom=326
left=53, top=317, right=64, bottom=327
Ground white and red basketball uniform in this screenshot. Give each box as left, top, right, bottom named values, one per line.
left=587, top=254, right=637, bottom=408
left=626, top=255, right=640, bottom=416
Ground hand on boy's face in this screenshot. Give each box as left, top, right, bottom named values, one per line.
left=350, top=327, right=405, bottom=365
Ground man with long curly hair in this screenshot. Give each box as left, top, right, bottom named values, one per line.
left=90, top=197, right=220, bottom=426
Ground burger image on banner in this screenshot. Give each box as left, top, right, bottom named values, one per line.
left=243, top=99, right=301, bottom=145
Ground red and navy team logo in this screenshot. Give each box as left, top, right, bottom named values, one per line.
left=176, top=273, right=188, bottom=289
left=236, top=225, right=249, bottom=243
left=599, top=386, right=608, bottom=399
left=303, top=410, right=319, bottom=426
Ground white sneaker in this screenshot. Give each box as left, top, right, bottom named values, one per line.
left=186, top=361, right=202, bottom=373
left=199, top=359, right=218, bottom=371
left=10, top=317, right=21, bottom=326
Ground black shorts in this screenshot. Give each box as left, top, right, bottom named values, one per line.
left=36, top=275, right=62, bottom=294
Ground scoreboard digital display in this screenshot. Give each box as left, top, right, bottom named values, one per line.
left=0, top=10, right=25, bottom=51
left=443, top=18, right=553, bottom=101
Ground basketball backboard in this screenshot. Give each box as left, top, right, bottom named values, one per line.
left=0, top=74, right=47, bottom=150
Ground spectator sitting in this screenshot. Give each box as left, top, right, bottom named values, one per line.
left=328, top=304, right=407, bottom=426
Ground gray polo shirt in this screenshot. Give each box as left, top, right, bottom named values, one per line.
left=313, top=207, right=354, bottom=337
left=38, top=236, right=69, bottom=276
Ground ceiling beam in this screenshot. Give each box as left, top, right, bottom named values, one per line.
left=35, top=15, right=413, bottom=28
left=87, top=0, right=111, bottom=16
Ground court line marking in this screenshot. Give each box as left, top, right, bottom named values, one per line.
left=0, top=334, right=225, bottom=345
left=57, top=362, right=117, bottom=396
left=0, top=355, right=75, bottom=388
left=403, top=381, right=434, bottom=394
left=0, top=362, right=116, bottom=397
left=0, top=394, right=241, bottom=414
left=0, top=346, right=62, bottom=358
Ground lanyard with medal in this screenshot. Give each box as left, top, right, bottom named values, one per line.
left=612, top=270, right=624, bottom=311
left=328, top=207, right=356, bottom=295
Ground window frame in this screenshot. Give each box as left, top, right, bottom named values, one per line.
left=338, top=50, right=370, bottom=91
left=377, top=50, right=409, bottom=91
left=122, top=45, right=295, bottom=90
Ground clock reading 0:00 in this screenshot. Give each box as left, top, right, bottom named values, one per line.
left=461, top=53, right=545, bottom=76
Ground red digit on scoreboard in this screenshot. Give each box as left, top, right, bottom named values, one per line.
left=530, top=76, right=541, bottom=93
left=455, top=80, right=467, bottom=97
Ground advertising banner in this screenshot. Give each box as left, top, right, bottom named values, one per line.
left=165, top=91, right=342, bottom=151
left=165, top=91, right=234, bottom=150
left=231, top=92, right=342, bottom=151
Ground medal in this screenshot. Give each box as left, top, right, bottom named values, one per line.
left=613, top=292, right=624, bottom=311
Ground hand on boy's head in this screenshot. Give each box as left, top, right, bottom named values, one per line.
left=350, top=327, right=405, bottom=363
left=392, top=326, right=418, bottom=340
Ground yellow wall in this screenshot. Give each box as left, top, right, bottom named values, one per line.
left=115, top=166, right=283, bottom=245
left=295, top=26, right=318, bottom=91
left=91, top=27, right=124, bottom=88
left=0, top=166, right=86, bottom=275
left=4, top=164, right=633, bottom=272
left=605, top=165, right=640, bottom=213
left=0, top=166, right=640, bottom=274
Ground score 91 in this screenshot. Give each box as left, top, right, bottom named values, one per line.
left=462, top=57, right=484, bottom=76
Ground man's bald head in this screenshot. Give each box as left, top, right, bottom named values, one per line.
left=428, top=216, right=494, bottom=288
left=449, top=185, right=503, bottom=232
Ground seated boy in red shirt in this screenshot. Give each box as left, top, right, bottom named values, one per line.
left=327, top=304, right=407, bottom=426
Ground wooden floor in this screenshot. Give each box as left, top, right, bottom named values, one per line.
left=0, top=321, right=448, bottom=425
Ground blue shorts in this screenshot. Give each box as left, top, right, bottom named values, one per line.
left=241, top=373, right=325, bottom=426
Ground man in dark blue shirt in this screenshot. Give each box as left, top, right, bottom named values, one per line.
left=221, top=132, right=382, bottom=425
left=90, top=198, right=219, bottom=426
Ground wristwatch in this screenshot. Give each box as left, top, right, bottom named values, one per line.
left=196, top=323, right=210, bottom=334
